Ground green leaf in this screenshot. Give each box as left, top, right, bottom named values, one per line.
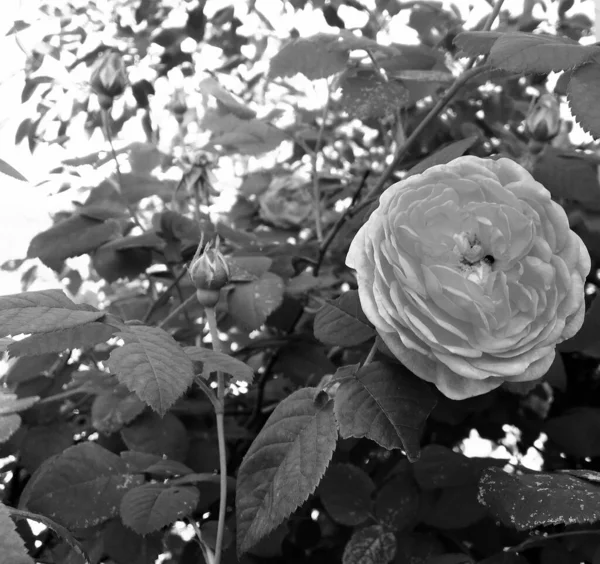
left=0, top=290, right=104, bottom=338
left=487, top=32, right=600, bottom=73
left=121, top=411, right=190, bottom=462
left=227, top=256, right=273, bottom=282
left=92, top=246, right=153, bottom=283
left=0, top=157, right=28, bottom=182
left=107, top=325, right=195, bottom=415
left=184, top=346, right=254, bottom=383
left=92, top=388, right=147, bottom=434
left=102, top=520, right=163, bottom=564
left=544, top=407, right=600, bottom=457
left=342, top=525, right=396, bottom=564
left=319, top=463, right=375, bottom=526
left=567, top=61, right=600, bottom=138
left=0, top=414, right=21, bottom=443
left=407, top=136, right=478, bottom=178
left=199, top=76, right=256, bottom=120
left=119, top=173, right=177, bottom=204
left=236, top=387, right=337, bottom=555
left=228, top=273, right=285, bottom=331
left=0, top=501, right=34, bottom=564
left=205, top=116, right=287, bottom=156
left=27, top=214, right=122, bottom=271
left=339, top=68, right=408, bottom=120
left=334, top=361, right=437, bottom=461
left=453, top=31, right=503, bottom=58
left=7, top=322, right=117, bottom=357
left=479, top=467, right=600, bottom=530
left=269, top=34, right=349, bottom=80
left=375, top=473, right=420, bottom=531
left=313, top=290, right=376, bottom=346
left=532, top=148, right=600, bottom=210
left=19, top=442, right=144, bottom=529
left=120, top=483, right=199, bottom=535
left=423, top=484, right=487, bottom=529
left=100, top=232, right=166, bottom=252
left=19, top=424, right=74, bottom=474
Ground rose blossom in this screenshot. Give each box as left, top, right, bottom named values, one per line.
left=259, top=175, right=313, bottom=229
left=346, top=156, right=590, bottom=399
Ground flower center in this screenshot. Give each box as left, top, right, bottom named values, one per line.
left=453, top=232, right=495, bottom=284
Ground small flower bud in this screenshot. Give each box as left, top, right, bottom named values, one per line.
left=90, top=51, right=128, bottom=105
left=168, top=89, right=188, bottom=122
left=525, top=93, right=561, bottom=142
left=189, top=245, right=230, bottom=294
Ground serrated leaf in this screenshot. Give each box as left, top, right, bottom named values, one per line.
left=228, top=273, right=285, bottom=331
left=120, top=483, right=199, bottom=535
left=0, top=290, right=104, bottom=338
left=19, top=442, right=144, bottom=529
left=92, top=389, right=147, bottom=434
left=334, top=361, right=437, bottom=461
left=269, top=34, right=349, bottom=80
left=107, top=325, right=195, bottom=415
left=0, top=157, right=28, bottom=182
left=314, top=290, right=376, bottom=346
left=340, top=68, right=408, bottom=120
left=342, top=525, right=396, bottom=564
left=544, top=407, right=600, bottom=457
left=184, top=346, right=254, bottom=383
left=318, top=463, right=375, bottom=526
left=236, top=387, right=337, bottom=554
left=488, top=32, right=600, bottom=73
left=407, top=136, right=478, bottom=177
left=27, top=215, right=122, bottom=271
left=0, top=501, right=34, bottom=564
left=479, top=467, right=600, bottom=530
left=453, top=31, right=503, bottom=58
left=227, top=256, right=273, bottom=282
left=567, top=62, right=600, bottom=138
left=7, top=322, right=116, bottom=357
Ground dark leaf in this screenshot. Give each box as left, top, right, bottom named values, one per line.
left=92, top=247, right=153, bottom=283
left=567, top=61, right=600, bottom=138
left=479, top=467, right=600, bottom=530
left=0, top=501, right=34, bottom=564
left=318, top=463, right=375, bottom=526
left=91, top=389, right=147, bottom=434
left=236, top=387, right=337, bottom=554
left=422, top=484, right=488, bottom=529
left=103, top=519, right=163, bottom=564
left=334, top=361, right=437, bottom=461
left=313, top=290, right=376, bottom=346
left=228, top=273, right=285, bottom=331
left=375, top=474, right=420, bottom=531
left=453, top=31, right=503, bottom=58
left=184, top=346, right=254, bottom=383
left=544, top=407, right=600, bottom=457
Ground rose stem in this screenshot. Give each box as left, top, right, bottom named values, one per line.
left=205, top=305, right=228, bottom=564
left=312, top=78, right=332, bottom=243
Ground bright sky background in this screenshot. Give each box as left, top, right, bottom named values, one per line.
left=0, top=0, right=596, bottom=296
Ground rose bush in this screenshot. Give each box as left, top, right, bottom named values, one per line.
left=347, top=156, right=590, bottom=399
left=258, top=174, right=313, bottom=228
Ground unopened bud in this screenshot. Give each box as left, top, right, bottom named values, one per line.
left=525, top=93, right=561, bottom=142
left=91, top=51, right=128, bottom=105
left=168, top=89, right=188, bottom=122
left=189, top=243, right=230, bottom=307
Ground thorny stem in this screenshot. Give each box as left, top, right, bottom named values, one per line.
left=101, top=108, right=143, bottom=229
left=205, top=306, right=228, bottom=564
left=143, top=267, right=190, bottom=323
left=465, top=0, right=506, bottom=69
left=312, top=80, right=332, bottom=243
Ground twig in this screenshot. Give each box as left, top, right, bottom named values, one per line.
left=143, top=267, right=190, bottom=323
left=315, top=169, right=370, bottom=276
left=363, top=342, right=378, bottom=366
left=101, top=108, right=143, bottom=229
left=195, top=375, right=219, bottom=410
left=312, top=80, right=333, bottom=243
left=36, top=387, right=90, bottom=405
left=205, top=306, right=228, bottom=564
left=157, top=294, right=197, bottom=329
left=364, top=65, right=489, bottom=203
left=464, top=0, right=506, bottom=69
left=507, top=529, right=600, bottom=553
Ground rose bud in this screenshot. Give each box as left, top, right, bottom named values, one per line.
left=189, top=241, right=230, bottom=307
left=347, top=156, right=590, bottom=400
left=90, top=51, right=128, bottom=109
left=525, top=93, right=561, bottom=142
left=168, top=89, right=188, bottom=123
